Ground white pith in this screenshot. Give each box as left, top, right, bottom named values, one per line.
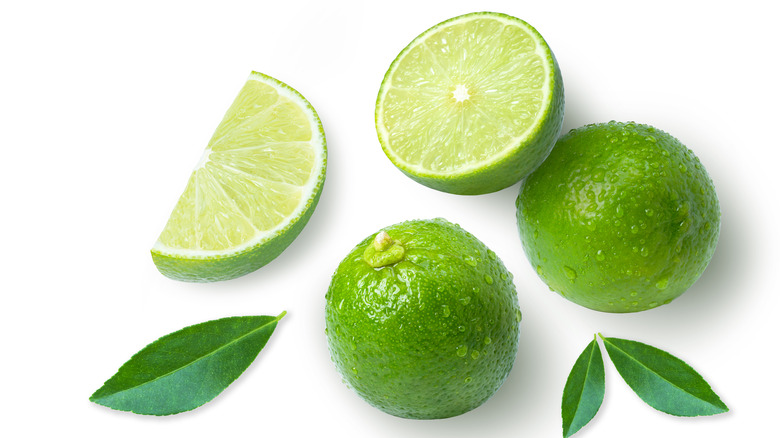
left=452, top=84, right=471, bottom=103
left=152, top=72, right=325, bottom=258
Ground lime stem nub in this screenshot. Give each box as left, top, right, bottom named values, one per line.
left=374, top=231, right=394, bottom=251
left=363, top=231, right=405, bottom=268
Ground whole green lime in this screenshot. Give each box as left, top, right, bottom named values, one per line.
left=516, top=121, right=720, bottom=313
left=325, top=218, right=521, bottom=419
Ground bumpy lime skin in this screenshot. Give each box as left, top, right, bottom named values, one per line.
left=325, top=219, right=521, bottom=419
left=516, top=122, right=720, bottom=313
left=376, top=12, right=565, bottom=195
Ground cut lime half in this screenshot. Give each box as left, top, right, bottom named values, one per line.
left=151, top=72, right=327, bottom=282
left=376, top=12, right=564, bottom=195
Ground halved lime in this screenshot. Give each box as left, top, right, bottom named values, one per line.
left=375, top=12, right=564, bottom=195
left=151, top=72, right=326, bottom=282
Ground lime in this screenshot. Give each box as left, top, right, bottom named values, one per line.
left=375, top=12, right=564, bottom=195
left=151, top=72, right=327, bottom=282
left=325, top=218, right=521, bottom=419
left=516, top=121, right=720, bottom=312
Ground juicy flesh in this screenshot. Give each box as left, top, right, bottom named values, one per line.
left=381, top=18, right=547, bottom=173
left=158, top=79, right=315, bottom=252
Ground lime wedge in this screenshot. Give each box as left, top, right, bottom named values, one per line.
left=151, top=72, right=326, bottom=282
left=376, top=12, right=564, bottom=195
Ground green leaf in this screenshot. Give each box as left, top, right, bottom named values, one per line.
left=90, top=312, right=286, bottom=415
left=562, top=335, right=605, bottom=437
left=600, top=334, right=728, bottom=417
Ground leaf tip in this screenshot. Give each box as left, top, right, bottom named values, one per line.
left=563, top=422, right=579, bottom=438
left=88, top=386, right=107, bottom=404
left=709, top=398, right=730, bottom=415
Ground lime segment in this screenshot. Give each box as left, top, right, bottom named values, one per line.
left=152, top=72, right=326, bottom=282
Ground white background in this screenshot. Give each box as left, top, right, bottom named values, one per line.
left=1, top=1, right=777, bottom=436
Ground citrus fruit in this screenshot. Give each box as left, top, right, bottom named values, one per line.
left=151, top=72, right=326, bottom=282
left=325, top=218, right=522, bottom=419
left=516, top=121, right=720, bottom=312
left=375, top=12, right=564, bottom=195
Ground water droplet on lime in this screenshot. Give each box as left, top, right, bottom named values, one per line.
left=456, top=345, right=468, bottom=357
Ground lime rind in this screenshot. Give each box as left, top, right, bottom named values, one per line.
left=151, top=72, right=327, bottom=282
left=375, top=12, right=564, bottom=194
left=150, top=184, right=323, bottom=282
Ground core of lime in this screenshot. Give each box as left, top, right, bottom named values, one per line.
left=516, top=121, right=720, bottom=312
left=151, top=72, right=327, bottom=282
left=325, top=218, right=521, bottom=419
left=375, top=12, right=564, bottom=195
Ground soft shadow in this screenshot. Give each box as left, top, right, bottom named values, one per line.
left=638, top=173, right=755, bottom=333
